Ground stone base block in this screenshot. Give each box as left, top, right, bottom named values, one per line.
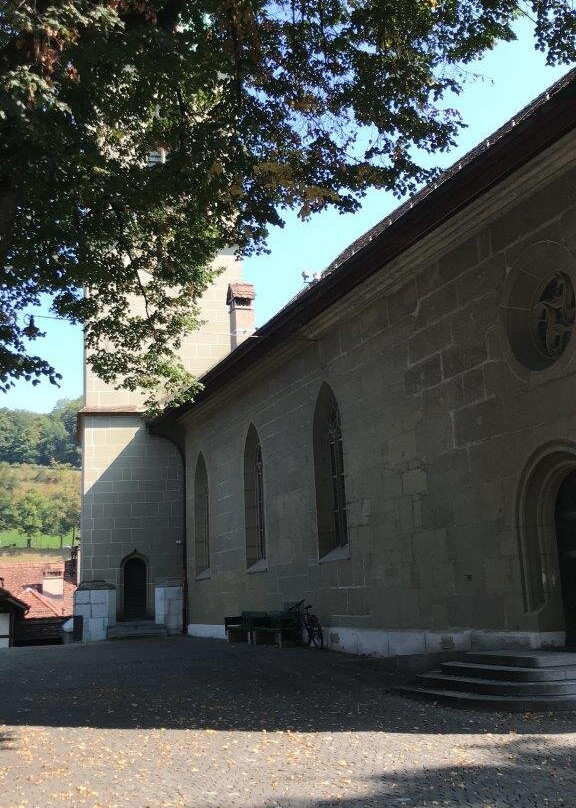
left=470, top=630, right=565, bottom=651
left=187, top=623, right=227, bottom=640
left=185, top=623, right=566, bottom=659
left=155, top=584, right=183, bottom=634
left=74, top=581, right=116, bottom=642
left=325, top=627, right=564, bottom=658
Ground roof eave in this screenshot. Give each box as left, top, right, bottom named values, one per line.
left=152, top=72, right=576, bottom=428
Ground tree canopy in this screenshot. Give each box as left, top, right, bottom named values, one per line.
left=1, top=1, right=575, bottom=403
left=0, top=462, right=80, bottom=546
left=0, top=398, right=81, bottom=467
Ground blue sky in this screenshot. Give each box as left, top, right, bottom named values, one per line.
left=3, top=18, right=573, bottom=413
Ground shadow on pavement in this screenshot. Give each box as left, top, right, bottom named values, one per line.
left=1, top=637, right=575, bottom=738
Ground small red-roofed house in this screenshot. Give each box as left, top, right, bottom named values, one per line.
left=0, top=587, right=28, bottom=647
left=0, top=553, right=77, bottom=646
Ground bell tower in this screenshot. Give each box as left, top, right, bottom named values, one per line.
left=77, top=250, right=254, bottom=640
left=84, top=248, right=247, bottom=409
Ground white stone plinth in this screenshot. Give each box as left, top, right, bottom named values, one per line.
left=155, top=583, right=183, bottom=634
left=74, top=582, right=116, bottom=642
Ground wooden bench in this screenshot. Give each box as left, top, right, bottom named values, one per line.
left=225, top=611, right=268, bottom=643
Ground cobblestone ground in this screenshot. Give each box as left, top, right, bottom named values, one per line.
left=1, top=637, right=576, bottom=808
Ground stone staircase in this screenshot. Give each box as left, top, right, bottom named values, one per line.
left=394, top=649, right=576, bottom=711
left=106, top=621, right=168, bottom=640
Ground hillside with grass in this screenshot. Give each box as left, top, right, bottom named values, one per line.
left=0, top=399, right=81, bottom=550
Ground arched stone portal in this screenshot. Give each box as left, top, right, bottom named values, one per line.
left=122, top=555, right=148, bottom=620
left=518, top=443, right=576, bottom=635
left=555, top=470, right=576, bottom=643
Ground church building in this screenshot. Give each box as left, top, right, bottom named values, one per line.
left=77, top=70, right=576, bottom=659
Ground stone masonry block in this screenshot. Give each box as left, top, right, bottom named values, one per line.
left=89, top=590, right=110, bottom=606
left=405, top=355, right=442, bottom=395
left=85, top=618, right=106, bottom=642
left=356, top=630, right=389, bottom=657
left=421, top=377, right=463, bottom=415
left=490, top=176, right=571, bottom=252
left=168, top=597, right=183, bottom=615
left=388, top=281, right=417, bottom=324
left=451, top=295, right=498, bottom=345
left=421, top=497, right=455, bottom=530
left=388, top=631, right=426, bottom=656
left=456, top=255, right=505, bottom=307
left=74, top=590, right=90, bottom=605
left=443, top=341, right=487, bottom=379
left=416, top=262, right=440, bottom=298
left=462, top=367, right=485, bottom=405
left=414, top=282, right=458, bottom=328
left=74, top=604, right=92, bottom=620
left=408, top=320, right=451, bottom=366
left=402, top=468, right=428, bottom=496
left=91, top=602, right=110, bottom=619
left=453, top=397, right=506, bottom=446
left=438, top=235, right=479, bottom=286
left=359, top=301, right=388, bottom=341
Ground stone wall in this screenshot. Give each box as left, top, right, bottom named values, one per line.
left=154, top=582, right=184, bottom=634
left=79, top=249, right=245, bottom=621
left=74, top=583, right=116, bottom=642
left=175, top=131, right=576, bottom=648
left=85, top=249, right=243, bottom=409
left=80, top=415, right=184, bottom=617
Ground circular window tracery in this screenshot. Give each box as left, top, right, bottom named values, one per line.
left=532, top=272, right=575, bottom=360
left=502, top=242, right=576, bottom=377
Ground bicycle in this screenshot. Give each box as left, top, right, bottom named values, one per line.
left=288, top=599, right=324, bottom=649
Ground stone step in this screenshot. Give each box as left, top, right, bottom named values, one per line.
left=463, top=650, right=576, bottom=668
left=441, top=660, right=576, bottom=682
left=395, top=649, right=576, bottom=711
left=393, top=685, right=576, bottom=712
left=417, top=672, right=576, bottom=696
left=106, top=622, right=168, bottom=640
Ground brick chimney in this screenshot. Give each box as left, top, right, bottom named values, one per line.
left=42, top=568, right=64, bottom=597
left=64, top=546, right=79, bottom=585
left=227, top=283, right=255, bottom=350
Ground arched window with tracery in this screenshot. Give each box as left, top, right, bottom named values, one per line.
left=244, top=424, right=266, bottom=569
left=194, top=453, right=210, bottom=577
left=313, top=383, right=349, bottom=558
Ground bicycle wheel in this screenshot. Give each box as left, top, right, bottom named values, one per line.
left=296, top=617, right=310, bottom=645
left=308, top=617, right=324, bottom=649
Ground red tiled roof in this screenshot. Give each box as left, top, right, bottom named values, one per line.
left=18, top=588, right=62, bottom=618
left=0, top=587, right=28, bottom=614
left=0, top=561, right=75, bottom=619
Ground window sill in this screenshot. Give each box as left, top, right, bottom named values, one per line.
left=195, top=569, right=211, bottom=581
left=319, top=544, right=350, bottom=564
left=247, top=558, right=268, bottom=574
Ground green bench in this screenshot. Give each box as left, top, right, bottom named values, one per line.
left=224, top=610, right=299, bottom=647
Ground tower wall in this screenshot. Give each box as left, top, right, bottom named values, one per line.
left=85, top=249, right=243, bottom=409
left=80, top=415, right=183, bottom=616
left=79, top=250, right=247, bottom=624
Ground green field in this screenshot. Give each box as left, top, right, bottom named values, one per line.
left=0, top=529, right=76, bottom=549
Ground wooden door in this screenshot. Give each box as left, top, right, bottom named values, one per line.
left=123, top=558, right=147, bottom=620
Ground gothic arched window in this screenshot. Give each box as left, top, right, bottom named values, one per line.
left=313, top=384, right=349, bottom=558
left=194, top=453, right=210, bottom=577
left=244, top=424, right=266, bottom=569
